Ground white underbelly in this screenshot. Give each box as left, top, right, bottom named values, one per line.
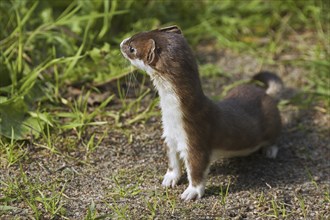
left=211, top=142, right=267, bottom=161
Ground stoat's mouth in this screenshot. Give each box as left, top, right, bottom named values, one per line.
left=121, top=50, right=129, bottom=60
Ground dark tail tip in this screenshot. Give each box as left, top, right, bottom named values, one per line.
left=253, top=71, right=284, bottom=100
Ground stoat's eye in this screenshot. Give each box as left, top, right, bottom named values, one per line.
left=129, top=46, right=136, bottom=53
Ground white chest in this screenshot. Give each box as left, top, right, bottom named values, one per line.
left=128, top=58, right=188, bottom=158
left=153, top=78, right=188, bottom=158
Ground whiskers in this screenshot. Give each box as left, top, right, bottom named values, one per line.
left=123, top=67, right=136, bottom=99
left=122, top=66, right=152, bottom=100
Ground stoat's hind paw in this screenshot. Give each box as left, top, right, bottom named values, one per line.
left=263, top=145, right=278, bottom=159
left=181, top=184, right=205, bottom=201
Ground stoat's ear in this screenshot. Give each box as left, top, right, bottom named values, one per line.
left=146, top=39, right=156, bottom=64
left=159, top=25, right=182, bottom=35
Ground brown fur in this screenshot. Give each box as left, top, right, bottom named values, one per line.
left=121, top=25, right=283, bottom=195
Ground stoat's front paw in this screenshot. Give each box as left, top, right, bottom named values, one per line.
left=181, top=184, right=205, bottom=201
left=162, top=170, right=181, bottom=188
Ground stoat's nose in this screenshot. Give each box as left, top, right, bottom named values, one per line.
left=120, top=37, right=130, bottom=59
left=120, top=37, right=130, bottom=49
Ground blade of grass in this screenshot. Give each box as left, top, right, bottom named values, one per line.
left=62, top=18, right=92, bottom=78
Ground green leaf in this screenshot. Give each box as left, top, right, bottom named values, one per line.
left=0, top=99, right=44, bottom=140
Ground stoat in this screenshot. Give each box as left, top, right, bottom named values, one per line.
left=120, top=25, right=283, bottom=201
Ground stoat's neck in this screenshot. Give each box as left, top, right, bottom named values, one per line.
left=173, top=75, right=207, bottom=114
left=152, top=69, right=212, bottom=157
left=152, top=71, right=209, bottom=118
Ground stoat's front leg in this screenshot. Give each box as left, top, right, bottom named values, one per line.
left=162, top=138, right=181, bottom=187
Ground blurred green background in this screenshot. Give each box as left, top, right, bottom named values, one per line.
left=0, top=0, right=329, bottom=141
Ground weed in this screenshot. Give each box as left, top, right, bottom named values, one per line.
left=324, top=190, right=330, bottom=204
left=57, top=90, right=113, bottom=139
left=84, top=201, right=98, bottom=220
left=297, top=195, right=307, bottom=219
left=219, top=178, right=231, bottom=206
left=107, top=86, right=160, bottom=127
left=110, top=175, right=142, bottom=199
left=39, top=122, right=57, bottom=153
left=103, top=198, right=130, bottom=220
left=269, top=198, right=289, bottom=219
left=257, top=191, right=266, bottom=207
left=83, top=129, right=108, bottom=154
left=108, top=201, right=129, bottom=220
left=1, top=164, right=67, bottom=219
left=35, top=182, right=67, bottom=218
left=0, top=133, right=26, bottom=167
left=145, top=197, right=160, bottom=219
left=270, top=198, right=280, bottom=218
left=165, top=188, right=177, bottom=215
left=305, top=167, right=319, bottom=189
left=255, top=192, right=291, bottom=219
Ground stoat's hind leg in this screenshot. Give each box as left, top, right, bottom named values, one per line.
left=263, top=145, right=279, bottom=159
left=181, top=151, right=210, bottom=201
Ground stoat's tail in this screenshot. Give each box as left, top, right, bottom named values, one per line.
left=253, top=71, right=284, bottom=101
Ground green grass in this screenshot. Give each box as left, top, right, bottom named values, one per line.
left=219, top=178, right=231, bottom=206
left=0, top=0, right=328, bottom=142
left=0, top=0, right=329, bottom=218
left=0, top=165, right=67, bottom=219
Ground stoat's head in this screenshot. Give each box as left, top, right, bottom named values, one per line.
left=120, top=25, right=198, bottom=79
